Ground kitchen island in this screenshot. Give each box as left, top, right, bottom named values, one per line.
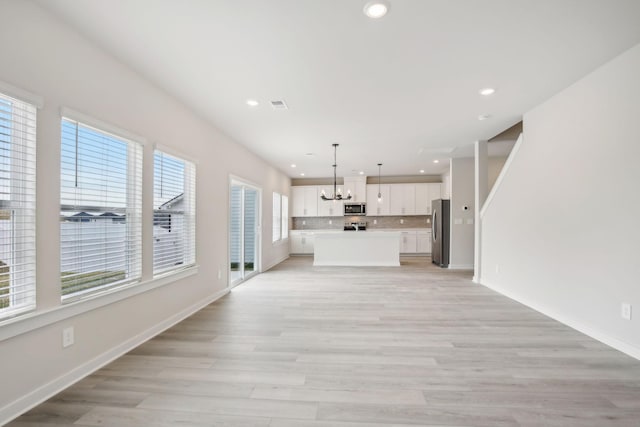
left=313, top=231, right=401, bottom=266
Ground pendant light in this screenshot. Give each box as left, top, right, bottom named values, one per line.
left=377, top=163, right=383, bottom=202
left=321, top=144, right=352, bottom=201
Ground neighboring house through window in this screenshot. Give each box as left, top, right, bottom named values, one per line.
left=153, top=150, right=196, bottom=275
left=60, top=116, right=143, bottom=299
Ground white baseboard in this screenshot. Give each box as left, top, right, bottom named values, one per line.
left=0, top=288, right=229, bottom=426
left=448, top=264, right=474, bottom=270
left=481, top=279, right=640, bottom=361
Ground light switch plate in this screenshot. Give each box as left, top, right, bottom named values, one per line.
left=62, top=326, right=74, bottom=348
left=621, top=303, right=632, bottom=320
left=454, top=218, right=463, bottom=225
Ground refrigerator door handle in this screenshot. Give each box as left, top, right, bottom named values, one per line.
left=433, top=210, right=437, bottom=242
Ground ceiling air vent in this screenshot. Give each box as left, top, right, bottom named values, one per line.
left=270, top=100, right=288, bottom=110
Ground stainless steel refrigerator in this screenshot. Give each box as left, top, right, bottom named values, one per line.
left=431, top=199, right=450, bottom=267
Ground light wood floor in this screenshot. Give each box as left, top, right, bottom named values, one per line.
left=8, top=257, right=640, bottom=426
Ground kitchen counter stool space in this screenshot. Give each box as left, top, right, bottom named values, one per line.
left=313, top=231, right=401, bottom=266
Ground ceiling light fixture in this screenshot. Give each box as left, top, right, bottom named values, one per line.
left=433, top=159, right=439, bottom=164
left=364, top=1, right=389, bottom=19
left=479, top=88, right=495, bottom=96
left=321, top=144, right=352, bottom=201
left=359, top=171, right=364, bottom=175
left=419, top=169, right=425, bottom=174
left=377, top=163, right=383, bottom=202
left=300, top=173, right=305, bottom=176
left=291, top=164, right=296, bottom=168
left=478, top=114, right=491, bottom=121
left=246, top=99, right=259, bottom=107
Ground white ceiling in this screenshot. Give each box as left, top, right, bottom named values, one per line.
left=36, top=0, right=640, bottom=178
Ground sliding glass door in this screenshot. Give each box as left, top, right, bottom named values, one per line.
left=229, top=180, right=260, bottom=287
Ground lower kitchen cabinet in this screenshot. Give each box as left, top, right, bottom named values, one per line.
left=290, top=231, right=315, bottom=254
left=400, top=230, right=432, bottom=254
left=417, top=230, right=432, bottom=254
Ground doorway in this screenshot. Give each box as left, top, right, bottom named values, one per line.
left=229, top=179, right=261, bottom=287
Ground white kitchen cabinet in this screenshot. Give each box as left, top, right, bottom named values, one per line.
left=317, top=185, right=344, bottom=217
left=343, top=176, right=367, bottom=203
left=400, top=231, right=417, bottom=253
left=366, top=184, right=390, bottom=216
left=417, top=230, right=432, bottom=254
left=416, top=183, right=442, bottom=215
left=290, top=231, right=315, bottom=254
left=389, top=184, right=416, bottom=215
left=415, top=183, right=429, bottom=215
left=291, top=186, right=318, bottom=217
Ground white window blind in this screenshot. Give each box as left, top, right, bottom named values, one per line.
left=272, top=192, right=281, bottom=243
left=0, top=93, right=36, bottom=319
left=281, top=195, right=288, bottom=239
left=153, top=150, right=196, bottom=275
left=60, top=118, right=142, bottom=299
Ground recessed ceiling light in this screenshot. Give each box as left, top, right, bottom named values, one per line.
left=419, top=169, right=425, bottom=174
left=479, top=88, right=495, bottom=96
left=300, top=173, right=305, bottom=176
left=246, top=99, right=259, bottom=107
left=478, top=114, right=491, bottom=121
left=290, top=164, right=296, bottom=168
left=359, top=171, right=364, bottom=175
left=364, top=1, right=389, bottom=19
left=433, top=159, right=439, bottom=164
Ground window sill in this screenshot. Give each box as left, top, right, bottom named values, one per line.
left=0, top=266, right=199, bottom=342
left=273, top=238, right=289, bottom=247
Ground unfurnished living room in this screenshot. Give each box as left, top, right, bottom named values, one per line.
left=1, top=1, right=640, bottom=426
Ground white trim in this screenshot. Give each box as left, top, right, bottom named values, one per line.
left=0, top=287, right=228, bottom=426
left=153, top=143, right=199, bottom=165
left=447, top=264, right=474, bottom=270
left=60, top=107, right=147, bottom=145
left=480, top=132, right=523, bottom=218
left=481, top=279, right=640, bottom=361
left=0, top=80, right=44, bottom=108
left=0, top=266, right=198, bottom=341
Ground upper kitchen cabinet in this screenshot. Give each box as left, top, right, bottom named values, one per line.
left=415, top=183, right=442, bottom=215
left=389, top=184, right=416, bottom=215
left=291, top=186, right=318, bottom=217
left=317, top=185, right=344, bottom=217
left=366, top=184, right=390, bottom=216
left=343, top=176, right=367, bottom=203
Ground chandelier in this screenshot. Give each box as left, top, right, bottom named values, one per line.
left=320, top=143, right=352, bottom=201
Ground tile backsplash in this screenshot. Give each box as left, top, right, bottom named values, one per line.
left=292, top=215, right=431, bottom=230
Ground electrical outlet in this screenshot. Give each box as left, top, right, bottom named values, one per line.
left=373, top=219, right=377, bottom=225
left=62, top=327, right=74, bottom=348
left=302, top=220, right=306, bottom=225
left=621, top=303, right=632, bottom=320
left=400, top=219, right=404, bottom=224
left=329, top=220, right=332, bottom=225
left=218, top=269, right=222, bottom=280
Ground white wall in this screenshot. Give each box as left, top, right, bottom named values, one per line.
left=449, top=157, right=474, bottom=269
left=481, top=43, right=640, bottom=358
left=0, top=0, right=290, bottom=421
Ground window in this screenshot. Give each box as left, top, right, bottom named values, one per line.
left=153, top=150, right=196, bottom=275
left=281, top=195, right=288, bottom=239
left=0, top=92, right=36, bottom=318
left=272, top=192, right=281, bottom=243
left=272, top=192, right=288, bottom=243
left=60, top=118, right=142, bottom=298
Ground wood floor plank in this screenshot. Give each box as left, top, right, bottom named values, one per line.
left=7, top=256, right=640, bottom=426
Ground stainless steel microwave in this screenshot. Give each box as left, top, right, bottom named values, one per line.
left=344, top=203, right=366, bottom=216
